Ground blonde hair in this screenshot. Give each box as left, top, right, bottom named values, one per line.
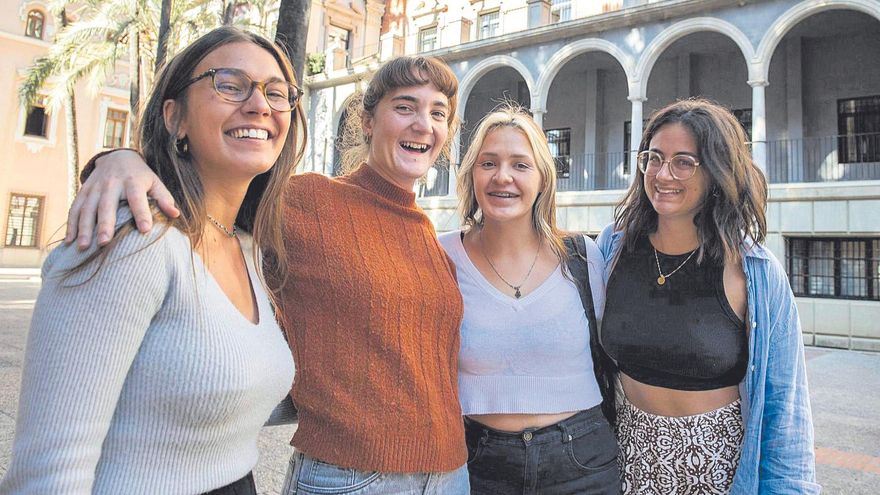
left=339, top=56, right=459, bottom=173
left=457, top=103, right=568, bottom=263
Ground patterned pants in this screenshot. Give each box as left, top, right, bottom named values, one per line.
left=616, top=387, right=744, bottom=494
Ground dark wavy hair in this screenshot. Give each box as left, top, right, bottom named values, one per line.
left=614, top=98, right=767, bottom=264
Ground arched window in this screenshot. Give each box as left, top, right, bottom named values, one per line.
left=25, top=10, right=44, bottom=39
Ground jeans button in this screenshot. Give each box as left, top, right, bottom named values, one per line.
left=523, top=431, right=533, bottom=441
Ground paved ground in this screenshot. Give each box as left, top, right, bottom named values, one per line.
left=0, top=275, right=878, bottom=493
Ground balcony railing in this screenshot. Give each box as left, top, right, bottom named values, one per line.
left=766, top=133, right=880, bottom=183
left=556, top=151, right=631, bottom=192
left=414, top=133, right=880, bottom=197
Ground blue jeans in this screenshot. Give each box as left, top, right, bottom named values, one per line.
left=280, top=451, right=470, bottom=495
left=465, top=406, right=621, bottom=495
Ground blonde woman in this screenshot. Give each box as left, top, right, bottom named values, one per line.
left=438, top=105, right=620, bottom=494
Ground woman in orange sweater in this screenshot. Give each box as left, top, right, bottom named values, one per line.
left=65, top=57, right=469, bottom=494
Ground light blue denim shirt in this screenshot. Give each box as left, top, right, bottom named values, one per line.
left=597, top=224, right=820, bottom=495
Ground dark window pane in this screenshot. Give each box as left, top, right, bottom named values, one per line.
left=24, top=105, right=47, bottom=137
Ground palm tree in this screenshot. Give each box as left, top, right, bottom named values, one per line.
left=19, top=4, right=80, bottom=204
left=276, top=0, right=311, bottom=84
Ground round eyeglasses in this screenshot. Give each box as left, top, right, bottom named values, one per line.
left=637, top=150, right=701, bottom=180
left=175, top=68, right=302, bottom=113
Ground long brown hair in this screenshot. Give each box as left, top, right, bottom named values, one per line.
left=614, top=98, right=767, bottom=264
left=339, top=56, right=459, bottom=173
left=67, top=27, right=307, bottom=293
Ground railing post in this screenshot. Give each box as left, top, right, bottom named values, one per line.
left=749, top=79, right=769, bottom=172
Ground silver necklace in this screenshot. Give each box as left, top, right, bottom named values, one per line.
left=479, top=228, right=540, bottom=299
left=653, top=247, right=696, bottom=286
left=207, top=214, right=237, bottom=238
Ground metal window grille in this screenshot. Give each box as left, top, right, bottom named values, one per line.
left=551, top=0, right=572, bottom=22
left=733, top=108, right=752, bottom=142
left=837, top=95, right=880, bottom=163
left=25, top=10, right=44, bottom=39
left=786, top=237, right=880, bottom=301
left=4, top=195, right=43, bottom=248
left=103, top=109, right=128, bottom=148
left=418, top=26, right=437, bottom=52
left=546, top=128, right=571, bottom=178
left=478, top=10, right=500, bottom=40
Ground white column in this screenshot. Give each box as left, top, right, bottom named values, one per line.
left=531, top=108, right=546, bottom=128
left=628, top=95, right=646, bottom=184
left=448, top=127, right=461, bottom=198
left=749, top=79, right=769, bottom=172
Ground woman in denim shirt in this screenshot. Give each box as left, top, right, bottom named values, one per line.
left=597, top=98, right=819, bottom=494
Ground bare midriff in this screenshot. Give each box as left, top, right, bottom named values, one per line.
left=468, top=411, right=580, bottom=432
left=620, top=373, right=740, bottom=417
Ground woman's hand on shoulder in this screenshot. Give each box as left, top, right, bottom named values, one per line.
left=66, top=149, right=179, bottom=251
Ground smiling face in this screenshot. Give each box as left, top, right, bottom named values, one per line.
left=472, top=126, right=543, bottom=225
left=362, top=82, right=450, bottom=190
left=166, top=41, right=291, bottom=182
left=644, top=122, right=710, bottom=222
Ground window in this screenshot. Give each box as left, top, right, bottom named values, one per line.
left=418, top=26, right=437, bottom=53
left=546, top=128, right=571, bottom=178
left=103, top=109, right=128, bottom=148
left=5, top=195, right=43, bottom=248
left=787, top=237, right=880, bottom=301
left=478, top=10, right=500, bottom=40
left=838, top=95, right=880, bottom=163
left=24, top=101, right=48, bottom=137
left=327, top=25, right=351, bottom=70
left=25, top=10, right=44, bottom=39
left=551, top=0, right=572, bottom=22
left=733, top=108, right=752, bottom=142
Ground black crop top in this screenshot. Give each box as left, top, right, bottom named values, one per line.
left=602, top=235, right=748, bottom=391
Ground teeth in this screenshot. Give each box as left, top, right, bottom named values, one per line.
left=230, top=128, right=269, bottom=140
left=489, top=192, right=516, bottom=198
left=655, top=186, right=682, bottom=194
left=401, top=141, right=429, bottom=151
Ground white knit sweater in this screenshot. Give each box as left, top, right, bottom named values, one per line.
left=0, top=212, right=295, bottom=494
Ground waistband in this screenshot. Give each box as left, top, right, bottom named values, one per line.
left=464, top=405, right=607, bottom=447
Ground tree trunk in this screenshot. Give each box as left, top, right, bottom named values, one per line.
left=275, top=0, right=311, bottom=85
left=155, top=0, right=173, bottom=71
left=128, top=25, right=141, bottom=145
left=60, top=8, right=80, bottom=204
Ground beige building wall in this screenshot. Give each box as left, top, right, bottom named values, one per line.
left=0, top=0, right=130, bottom=267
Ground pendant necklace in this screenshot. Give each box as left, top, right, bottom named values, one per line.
left=479, top=228, right=540, bottom=299
left=207, top=214, right=238, bottom=238
left=653, top=247, right=696, bottom=286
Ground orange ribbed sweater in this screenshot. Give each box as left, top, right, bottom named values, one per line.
left=274, top=164, right=465, bottom=473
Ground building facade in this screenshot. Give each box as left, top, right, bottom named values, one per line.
left=304, top=0, right=880, bottom=351
left=0, top=0, right=131, bottom=267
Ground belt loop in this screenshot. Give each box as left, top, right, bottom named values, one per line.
left=558, top=421, right=573, bottom=444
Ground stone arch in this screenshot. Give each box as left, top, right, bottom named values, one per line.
left=457, top=55, right=536, bottom=119
left=535, top=38, right=634, bottom=112
left=634, top=17, right=756, bottom=98
left=754, top=0, right=880, bottom=81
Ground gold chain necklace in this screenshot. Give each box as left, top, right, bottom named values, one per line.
left=479, top=228, right=540, bottom=299
left=653, top=247, right=696, bottom=286
left=207, top=214, right=237, bottom=238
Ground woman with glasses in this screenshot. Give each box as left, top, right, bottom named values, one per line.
left=1, top=27, right=304, bottom=494
left=51, top=56, right=469, bottom=494
left=597, top=98, right=818, bottom=494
